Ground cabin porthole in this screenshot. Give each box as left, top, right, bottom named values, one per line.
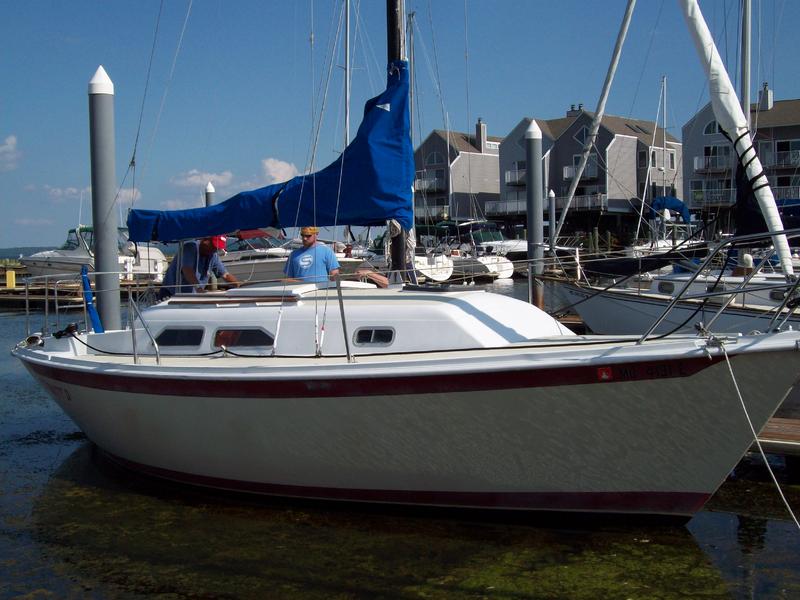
left=353, top=327, right=395, bottom=347
left=657, top=281, right=675, bottom=294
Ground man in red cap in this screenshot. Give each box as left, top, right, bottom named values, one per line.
left=158, top=235, right=239, bottom=300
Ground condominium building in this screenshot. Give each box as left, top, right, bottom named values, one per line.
left=413, top=118, right=503, bottom=222
left=682, top=83, right=800, bottom=226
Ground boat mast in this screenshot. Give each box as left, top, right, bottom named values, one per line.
left=662, top=75, right=667, bottom=197
left=345, top=0, right=351, bottom=145
left=553, top=0, right=636, bottom=241
left=680, top=0, right=793, bottom=276
left=741, top=0, right=751, bottom=131
left=387, top=0, right=409, bottom=281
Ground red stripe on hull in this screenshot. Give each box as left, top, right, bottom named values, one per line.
left=25, top=355, right=722, bottom=398
left=106, top=451, right=709, bottom=516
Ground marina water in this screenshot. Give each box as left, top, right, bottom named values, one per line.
left=2, top=281, right=800, bottom=598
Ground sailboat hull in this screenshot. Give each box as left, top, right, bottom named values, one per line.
left=18, top=337, right=798, bottom=517
left=561, top=282, right=800, bottom=335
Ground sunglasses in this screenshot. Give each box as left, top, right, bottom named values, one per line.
left=301, top=234, right=315, bottom=238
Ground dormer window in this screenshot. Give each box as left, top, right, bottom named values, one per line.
left=704, top=120, right=722, bottom=135
left=425, top=152, right=444, bottom=166
left=574, top=126, right=590, bottom=145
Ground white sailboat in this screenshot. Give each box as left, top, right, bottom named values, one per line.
left=561, top=0, right=797, bottom=337
left=12, top=0, right=800, bottom=519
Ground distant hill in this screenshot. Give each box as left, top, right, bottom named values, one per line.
left=0, top=246, right=55, bottom=260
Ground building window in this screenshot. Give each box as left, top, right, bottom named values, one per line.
left=156, top=328, right=204, bottom=347
left=704, top=120, right=722, bottom=135
left=425, top=151, right=444, bottom=166
left=777, top=175, right=800, bottom=187
left=513, top=160, right=527, bottom=170
left=486, top=141, right=499, bottom=149
left=574, top=126, right=590, bottom=145
left=638, top=150, right=648, bottom=169
left=668, top=150, right=676, bottom=170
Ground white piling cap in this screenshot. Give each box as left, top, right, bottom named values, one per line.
left=88, top=65, right=114, bottom=95
left=525, top=119, right=542, bottom=139
left=548, top=189, right=556, bottom=198
left=206, top=182, right=216, bottom=193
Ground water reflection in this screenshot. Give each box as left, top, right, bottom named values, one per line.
left=22, top=444, right=733, bottom=598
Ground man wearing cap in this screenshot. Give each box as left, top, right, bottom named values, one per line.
left=284, top=226, right=340, bottom=283
left=158, top=235, right=239, bottom=300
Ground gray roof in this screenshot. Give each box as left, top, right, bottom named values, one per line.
left=752, top=99, right=800, bottom=128
left=430, top=129, right=504, bottom=153
left=579, top=111, right=680, bottom=144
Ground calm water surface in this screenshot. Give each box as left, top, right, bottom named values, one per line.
left=3, top=283, right=800, bottom=598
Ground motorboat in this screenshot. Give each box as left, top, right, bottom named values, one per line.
left=19, top=225, right=167, bottom=281
left=221, top=230, right=363, bottom=283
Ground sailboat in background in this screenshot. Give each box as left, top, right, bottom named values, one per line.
left=12, top=0, right=800, bottom=519
left=560, top=0, right=798, bottom=337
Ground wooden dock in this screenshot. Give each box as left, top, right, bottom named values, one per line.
left=757, top=418, right=800, bottom=457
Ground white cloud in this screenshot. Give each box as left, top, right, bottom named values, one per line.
left=0, top=135, right=21, bottom=172
left=171, top=169, right=233, bottom=189
left=262, top=158, right=299, bottom=184
left=15, top=217, right=54, bottom=226
left=161, top=198, right=199, bottom=210
left=44, top=184, right=87, bottom=202
left=116, top=187, right=142, bottom=205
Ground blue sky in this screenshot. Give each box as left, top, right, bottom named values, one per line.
left=2, top=0, right=798, bottom=247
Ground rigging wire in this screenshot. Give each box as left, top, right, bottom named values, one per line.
left=139, top=0, right=194, bottom=187
left=125, top=0, right=165, bottom=214
left=720, top=344, right=800, bottom=532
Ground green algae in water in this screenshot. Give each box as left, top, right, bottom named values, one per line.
left=24, top=446, right=740, bottom=600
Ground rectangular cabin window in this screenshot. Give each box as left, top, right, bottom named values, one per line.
left=213, top=328, right=274, bottom=349
left=156, top=328, right=204, bottom=347
left=354, top=328, right=395, bottom=347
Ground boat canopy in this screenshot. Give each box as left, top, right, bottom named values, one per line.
left=649, top=196, right=690, bottom=224
left=127, top=61, right=414, bottom=243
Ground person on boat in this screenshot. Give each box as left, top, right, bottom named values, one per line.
left=284, top=226, right=340, bottom=283
left=158, top=235, right=239, bottom=299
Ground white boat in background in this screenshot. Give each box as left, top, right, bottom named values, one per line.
left=12, top=1, right=800, bottom=520
left=221, top=231, right=363, bottom=283
left=20, top=225, right=167, bottom=281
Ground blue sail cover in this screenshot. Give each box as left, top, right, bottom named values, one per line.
left=649, top=196, right=691, bottom=223
left=128, top=60, right=414, bottom=242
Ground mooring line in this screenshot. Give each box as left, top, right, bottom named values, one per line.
left=721, top=344, right=800, bottom=531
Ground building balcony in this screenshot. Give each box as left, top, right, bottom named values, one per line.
left=774, top=185, right=800, bottom=200
left=691, top=188, right=735, bottom=207
left=693, top=155, right=732, bottom=172
left=555, top=193, right=607, bottom=212
left=504, top=169, right=527, bottom=186
left=485, top=200, right=527, bottom=215
left=414, top=177, right=446, bottom=193
left=562, top=164, right=599, bottom=180
left=692, top=185, right=799, bottom=208
left=773, top=150, right=800, bottom=168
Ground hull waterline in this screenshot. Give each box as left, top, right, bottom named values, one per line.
left=17, top=337, right=799, bottom=517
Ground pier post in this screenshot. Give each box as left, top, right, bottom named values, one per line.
left=88, top=65, right=121, bottom=330
left=548, top=189, right=556, bottom=253
left=525, top=120, right=544, bottom=308
left=205, top=181, right=216, bottom=207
